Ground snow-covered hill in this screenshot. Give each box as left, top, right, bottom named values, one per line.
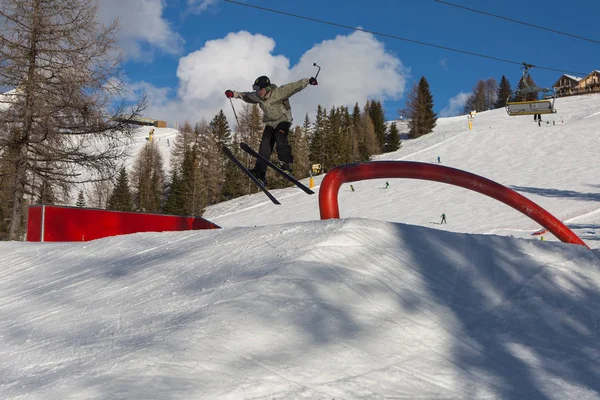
left=1, top=94, right=600, bottom=399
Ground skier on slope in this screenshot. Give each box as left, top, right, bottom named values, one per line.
left=225, top=75, right=318, bottom=185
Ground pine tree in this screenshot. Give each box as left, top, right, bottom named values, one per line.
left=302, top=114, right=312, bottom=141
left=76, top=190, right=86, bottom=208
left=309, top=105, right=327, bottom=171
left=350, top=103, right=362, bottom=160
left=515, top=74, right=538, bottom=102
left=368, top=100, right=387, bottom=153
left=360, top=103, right=378, bottom=160
left=208, top=110, right=231, bottom=200
left=338, top=107, right=353, bottom=164
left=290, top=126, right=310, bottom=179
left=196, top=122, right=222, bottom=205
left=385, top=122, right=402, bottom=152
left=324, top=106, right=342, bottom=170
left=189, top=145, right=208, bottom=214
left=418, top=76, right=437, bottom=136
left=300, top=114, right=314, bottom=177
left=180, top=146, right=207, bottom=215
left=406, top=77, right=437, bottom=138
left=495, top=75, right=512, bottom=108
left=163, top=170, right=184, bottom=215
left=234, top=104, right=263, bottom=195
left=131, top=141, right=164, bottom=213
left=221, top=144, right=246, bottom=199
left=107, top=168, right=133, bottom=211
left=209, top=110, right=232, bottom=149
left=404, top=82, right=419, bottom=136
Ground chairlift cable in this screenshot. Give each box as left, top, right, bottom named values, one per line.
left=433, top=0, right=600, bottom=46
left=223, top=0, right=586, bottom=76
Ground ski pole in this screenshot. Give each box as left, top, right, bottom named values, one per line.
left=229, top=97, right=241, bottom=128
left=313, top=62, right=321, bottom=80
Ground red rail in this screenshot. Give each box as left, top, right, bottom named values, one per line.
left=319, top=161, right=588, bottom=248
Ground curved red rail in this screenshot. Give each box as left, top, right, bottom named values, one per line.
left=319, top=161, right=588, bottom=248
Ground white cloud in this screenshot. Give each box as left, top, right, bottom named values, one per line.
left=96, top=0, right=184, bottom=60
left=138, top=30, right=409, bottom=128
left=187, top=0, right=219, bottom=14
left=289, top=30, right=408, bottom=121
left=440, top=58, right=448, bottom=71
left=440, top=92, right=470, bottom=117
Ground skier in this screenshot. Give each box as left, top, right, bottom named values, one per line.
left=385, top=181, right=389, bottom=189
left=225, top=75, right=318, bottom=185
left=440, top=213, right=447, bottom=224
left=437, top=156, right=441, bottom=163
left=350, top=185, right=355, bottom=192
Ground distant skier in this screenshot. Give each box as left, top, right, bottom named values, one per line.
left=385, top=181, right=389, bottom=189
left=350, top=184, right=355, bottom=192
left=225, top=75, right=318, bottom=185
left=440, top=213, right=447, bottom=224
left=437, top=156, right=441, bottom=163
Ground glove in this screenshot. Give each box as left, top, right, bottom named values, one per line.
left=309, top=77, right=318, bottom=85
left=225, top=90, right=234, bottom=98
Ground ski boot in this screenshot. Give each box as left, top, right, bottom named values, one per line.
left=248, top=168, right=267, bottom=186
left=278, top=161, right=294, bottom=177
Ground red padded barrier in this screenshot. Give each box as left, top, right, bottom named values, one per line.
left=27, top=205, right=220, bottom=242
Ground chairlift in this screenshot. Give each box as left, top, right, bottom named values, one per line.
left=506, top=63, right=557, bottom=116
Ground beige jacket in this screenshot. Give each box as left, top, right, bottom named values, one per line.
left=234, top=78, right=309, bottom=128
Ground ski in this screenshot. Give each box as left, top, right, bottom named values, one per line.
left=240, top=142, right=315, bottom=195
left=222, top=145, right=281, bottom=205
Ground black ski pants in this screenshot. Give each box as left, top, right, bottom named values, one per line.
left=254, top=121, right=293, bottom=175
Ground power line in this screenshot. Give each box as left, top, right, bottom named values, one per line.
left=433, top=0, right=600, bottom=46
left=222, top=0, right=586, bottom=76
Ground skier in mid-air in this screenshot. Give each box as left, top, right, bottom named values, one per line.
left=225, top=75, right=318, bottom=185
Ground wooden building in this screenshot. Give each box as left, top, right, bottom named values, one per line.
left=553, top=74, right=581, bottom=97
left=573, top=70, right=600, bottom=95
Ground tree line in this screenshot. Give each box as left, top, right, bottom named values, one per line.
left=106, top=100, right=405, bottom=218
left=462, top=73, right=538, bottom=113
left=99, top=76, right=444, bottom=219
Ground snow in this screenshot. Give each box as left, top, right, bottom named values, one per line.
left=2, top=94, right=600, bottom=399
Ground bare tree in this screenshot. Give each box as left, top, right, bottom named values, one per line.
left=485, top=78, right=498, bottom=110
left=0, top=0, right=146, bottom=239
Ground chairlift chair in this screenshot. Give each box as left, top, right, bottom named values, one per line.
left=506, top=63, right=557, bottom=116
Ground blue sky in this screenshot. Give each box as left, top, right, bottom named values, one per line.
left=99, top=0, right=600, bottom=125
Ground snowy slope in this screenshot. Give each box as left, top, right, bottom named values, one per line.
left=205, top=94, right=600, bottom=248
left=1, top=94, right=600, bottom=399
